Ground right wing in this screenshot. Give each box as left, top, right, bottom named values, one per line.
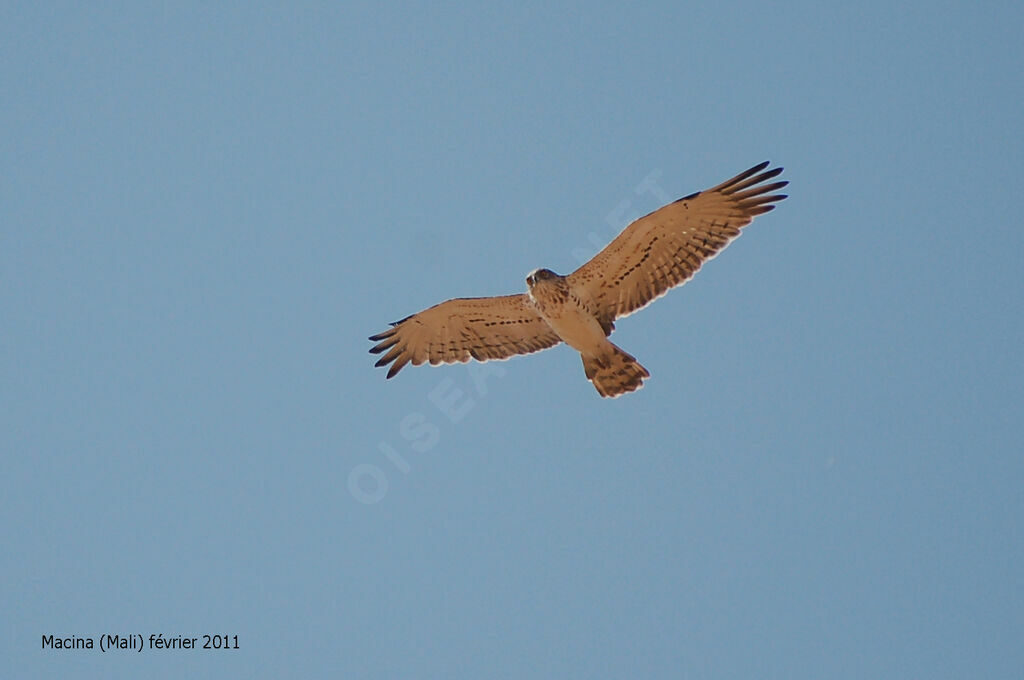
left=369, top=294, right=562, bottom=378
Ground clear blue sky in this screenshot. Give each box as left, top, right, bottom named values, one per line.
left=3, top=2, right=1022, bottom=678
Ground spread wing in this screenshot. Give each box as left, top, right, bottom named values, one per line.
left=567, top=161, right=787, bottom=326
left=369, top=294, right=562, bottom=378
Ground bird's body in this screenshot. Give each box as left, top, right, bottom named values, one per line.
left=524, top=267, right=649, bottom=397
left=369, top=161, right=788, bottom=397
left=525, top=269, right=604, bottom=355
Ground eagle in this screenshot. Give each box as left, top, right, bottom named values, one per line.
left=369, top=161, right=787, bottom=397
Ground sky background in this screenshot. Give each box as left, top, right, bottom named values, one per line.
left=3, top=1, right=1022, bottom=678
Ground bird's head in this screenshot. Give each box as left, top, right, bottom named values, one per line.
left=525, top=268, right=559, bottom=289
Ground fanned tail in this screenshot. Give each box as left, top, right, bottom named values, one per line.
left=582, top=344, right=650, bottom=398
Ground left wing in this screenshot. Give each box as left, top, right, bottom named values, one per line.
left=567, top=161, right=787, bottom=326
left=369, top=294, right=562, bottom=378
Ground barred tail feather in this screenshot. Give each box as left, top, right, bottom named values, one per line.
left=582, top=344, right=650, bottom=398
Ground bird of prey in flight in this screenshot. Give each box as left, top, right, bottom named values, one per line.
left=369, top=161, right=787, bottom=398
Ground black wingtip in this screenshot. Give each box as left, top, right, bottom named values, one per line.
left=369, top=327, right=400, bottom=342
